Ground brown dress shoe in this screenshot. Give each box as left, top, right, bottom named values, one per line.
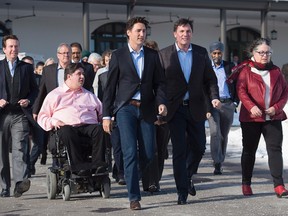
left=130, top=201, right=141, bottom=210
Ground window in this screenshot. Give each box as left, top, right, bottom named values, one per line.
left=227, top=27, right=260, bottom=62
left=0, top=22, right=11, bottom=51
left=91, top=22, right=126, bottom=54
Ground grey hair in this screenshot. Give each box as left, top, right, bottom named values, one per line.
left=88, top=52, right=102, bottom=62
left=248, top=38, right=271, bottom=55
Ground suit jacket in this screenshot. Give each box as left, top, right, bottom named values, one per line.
left=0, top=58, right=38, bottom=124
left=159, top=43, right=219, bottom=122
left=102, top=44, right=166, bottom=123
left=33, top=62, right=94, bottom=114
left=82, top=61, right=95, bottom=93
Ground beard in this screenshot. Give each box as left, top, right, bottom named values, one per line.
left=213, top=58, right=221, bottom=65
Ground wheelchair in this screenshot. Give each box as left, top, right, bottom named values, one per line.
left=46, top=130, right=111, bottom=201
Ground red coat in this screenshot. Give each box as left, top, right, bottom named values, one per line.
left=237, top=63, right=288, bottom=122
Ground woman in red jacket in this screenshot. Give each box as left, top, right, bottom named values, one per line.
left=236, top=38, right=288, bottom=198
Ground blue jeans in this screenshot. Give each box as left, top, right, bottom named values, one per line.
left=116, top=104, right=155, bottom=201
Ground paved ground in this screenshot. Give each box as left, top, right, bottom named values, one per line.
left=1, top=129, right=288, bottom=216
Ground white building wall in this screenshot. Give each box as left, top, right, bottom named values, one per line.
left=6, top=12, right=288, bottom=68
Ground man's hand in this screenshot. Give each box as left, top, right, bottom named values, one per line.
left=211, top=99, right=221, bottom=109
left=0, top=99, right=8, bottom=109
left=103, top=119, right=112, bottom=135
left=206, top=112, right=211, bottom=119
left=54, top=120, right=65, bottom=130
left=18, top=99, right=30, bottom=108
left=33, top=114, right=38, bottom=121
left=158, top=104, right=168, bottom=116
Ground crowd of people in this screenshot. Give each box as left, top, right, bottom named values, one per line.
left=0, top=16, right=288, bottom=211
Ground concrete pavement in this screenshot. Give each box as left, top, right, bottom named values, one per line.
left=1, top=135, right=288, bottom=216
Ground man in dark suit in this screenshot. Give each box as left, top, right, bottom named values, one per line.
left=0, top=35, right=38, bottom=198
left=206, top=42, right=238, bottom=175
left=70, top=42, right=95, bottom=92
left=102, top=17, right=167, bottom=210
left=159, top=18, right=221, bottom=205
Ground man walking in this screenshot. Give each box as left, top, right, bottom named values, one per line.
left=102, top=17, right=167, bottom=210
left=159, top=18, right=221, bottom=205
left=0, top=35, right=38, bottom=197
left=207, top=42, right=238, bottom=175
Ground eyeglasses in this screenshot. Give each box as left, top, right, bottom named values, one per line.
left=255, top=51, right=272, bottom=56
left=58, top=52, right=70, bottom=55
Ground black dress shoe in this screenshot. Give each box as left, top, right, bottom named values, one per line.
left=148, top=184, right=158, bottom=193
left=30, top=165, right=36, bottom=175
left=1, top=188, right=10, bottom=197
left=14, top=179, right=30, bottom=198
left=118, top=178, right=126, bottom=185
left=177, top=194, right=187, bottom=205
left=188, top=180, right=196, bottom=196
left=214, top=163, right=223, bottom=175
left=40, top=153, right=47, bottom=165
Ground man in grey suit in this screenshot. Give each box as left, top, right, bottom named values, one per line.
left=102, top=17, right=167, bottom=210
left=0, top=35, right=38, bottom=198
left=159, top=18, right=221, bottom=205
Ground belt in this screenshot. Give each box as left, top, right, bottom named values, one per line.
left=219, top=98, right=232, bottom=103
left=182, top=100, right=189, bottom=106
left=129, top=99, right=141, bottom=108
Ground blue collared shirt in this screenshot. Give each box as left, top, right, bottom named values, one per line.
left=175, top=43, right=192, bottom=100
left=7, top=59, right=17, bottom=77
left=211, top=60, right=230, bottom=98
left=128, top=43, right=144, bottom=100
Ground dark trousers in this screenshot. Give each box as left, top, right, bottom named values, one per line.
left=57, top=124, right=106, bottom=171
left=241, top=121, right=284, bottom=187
left=142, top=123, right=170, bottom=190
left=29, top=123, right=45, bottom=166
left=169, top=105, right=206, bottom=195
left=110, top=126, right=124, bottom=179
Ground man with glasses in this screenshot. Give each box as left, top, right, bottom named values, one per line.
left=206, top=41, right=238, bottom=175
left=32, top=43, right=71, bottom=117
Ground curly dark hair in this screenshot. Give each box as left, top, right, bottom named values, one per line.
left=126, top=17, right=149, bottom=39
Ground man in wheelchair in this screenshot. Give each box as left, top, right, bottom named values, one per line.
left=37, top=62, right=108, bottom=176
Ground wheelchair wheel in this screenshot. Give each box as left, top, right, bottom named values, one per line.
left=100, top=176, right=111, bottom=199
left=47, top=169, right=57, bottom=199
left=62, top=184, right=71, bottom=201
